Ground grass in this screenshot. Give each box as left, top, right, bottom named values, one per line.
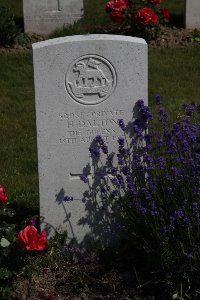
left=162, top=0, right=184, bottom=15
left=149, top=47, right=200, bottom=117
left=0, top=53, right=38, bottom=214
left=0, top=0, right=23, bottom=18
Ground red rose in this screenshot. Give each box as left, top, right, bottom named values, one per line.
left=148, top=0, right=161, bottom=5
left=162, top=7, right=170, bottom=19
left=105, top=0, right=127, bottom=22
left=0, top=185, right=8, bottom=205
left=134, top=7, right=158, bottom=26
left=18, top=225, right=47, bottom=251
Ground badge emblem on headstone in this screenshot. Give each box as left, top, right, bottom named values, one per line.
left=66, top=55, right=117, bottom=105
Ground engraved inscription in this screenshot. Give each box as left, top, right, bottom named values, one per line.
left=58, top=109, right=124, bottom=145
left=66, top=55, right=117, bottom=105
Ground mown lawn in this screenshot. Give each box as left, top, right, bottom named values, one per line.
left=0, top=53, right=38, bottom=214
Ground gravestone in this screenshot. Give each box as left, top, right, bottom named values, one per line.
left=185, top=0, right=200, bottom=29
left=23, top=0, right=83, bottom=34
left=32, top=35, right=147, bottom=244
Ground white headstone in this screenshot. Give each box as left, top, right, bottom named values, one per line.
left=185, top=0, right=200, bottom=29
left=33, top=35, right=147, bottom=245
left=23, top=0, right=83, bottom=34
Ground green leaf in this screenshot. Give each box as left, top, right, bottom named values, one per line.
left=0, top=238, right=10, bottom=248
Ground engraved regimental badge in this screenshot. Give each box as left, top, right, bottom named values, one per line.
left=66, top=55, right=117, bottom=105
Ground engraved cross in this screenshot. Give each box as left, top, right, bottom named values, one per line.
left=47, top=0, right=61, bottom=12
left=70, top=157, right=99, bottom=187
left=70, top=157, right=114, bottom=189
left=57, top=0, right=61, bottom=11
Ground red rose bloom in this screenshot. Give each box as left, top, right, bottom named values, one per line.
left=148, top=0, right=161, bottom=5
left=0, top=185, right=8, bottom=205
left=162, top=7, right=170, bottom=19
left=106, top=0, right=127, bottom=22
left=18, top=225, right=47, bottom=251
left=134, top=7, right=158, bottom=26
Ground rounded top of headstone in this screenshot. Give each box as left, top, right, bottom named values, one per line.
left=32, top=34, right=147, bottom=50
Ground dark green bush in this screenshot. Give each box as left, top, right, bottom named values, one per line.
left=0, top=6, right=20, bottom=47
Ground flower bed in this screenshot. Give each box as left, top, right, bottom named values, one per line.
left=105, top=0, right=170, bottom=40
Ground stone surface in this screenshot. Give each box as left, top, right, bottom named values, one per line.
left=23, top=0, right=83, bottom=34
left=32, top=34, right=147, bottom=244
left=185, top=0, right=200, bottom=29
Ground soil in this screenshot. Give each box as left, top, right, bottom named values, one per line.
left=149, top=26, right=197, bottom=48
left=0, top=26, right=199, bottom=54
left=11, top=247, right=137, bottom=300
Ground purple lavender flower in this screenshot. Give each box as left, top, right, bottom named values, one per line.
left=174, top=209, right=184, bottom=219
left=162, top=112, right=168, bottom=123
left=126, top=175, right=136, bottom=194
left=100, top=187, right=106, bottom=193
left=117, top=154, right=124, bottom=166
left=139, top=207, right=147, bottom=215
left=136, top=99, right=144, bottom=108
left=145, top=155, right=154, bottom=168
left=133, top=124, right=140, bottom=134
left=101, top=144, right=108, bottom=154
left=111, top=177, right=119, bottom=186
left=182, top=103, right=188, bottom=111
left=121, top=165, right=129, bottom=175
left=111, top=190, right=118, bottom=197
left=167, top=187, right=173, bottom=193
left=89, top=146, right=94, bottom=154
left=118, top=119, right=126, bottom=131
left=155, top=156, right=165, bottom=169
left=118, top=137, right=125, bottom=146
left=116, top=174, right=124, bottom=187
left=186, top=104, right=195, bottom=116
left=157, top=138, right=163, bottom=146
left=155, top=94, right=162, bottom=105
left=118, top=146, right=126, bottom=155
left=29, top=217, right=36, bottom=226
left=168, top=143, right=177, bottom=155
left=140, top=105, right=153, bottom=121
left=96, top=135, right=104, bottom=145
left=107, top=153, right=114, bottom=162
left=111, top=167, right=117, bottom=176
left=63, top=195, right=73, bottom=202
left=133, top=154, right=140, bottom=162
left=89, top=146, right=100, bottom=158
left=171, top=166, right=178, bottom=176
left=186, top=253, right=193, bottom=259
left=80, top=175, right=88, bottom=183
